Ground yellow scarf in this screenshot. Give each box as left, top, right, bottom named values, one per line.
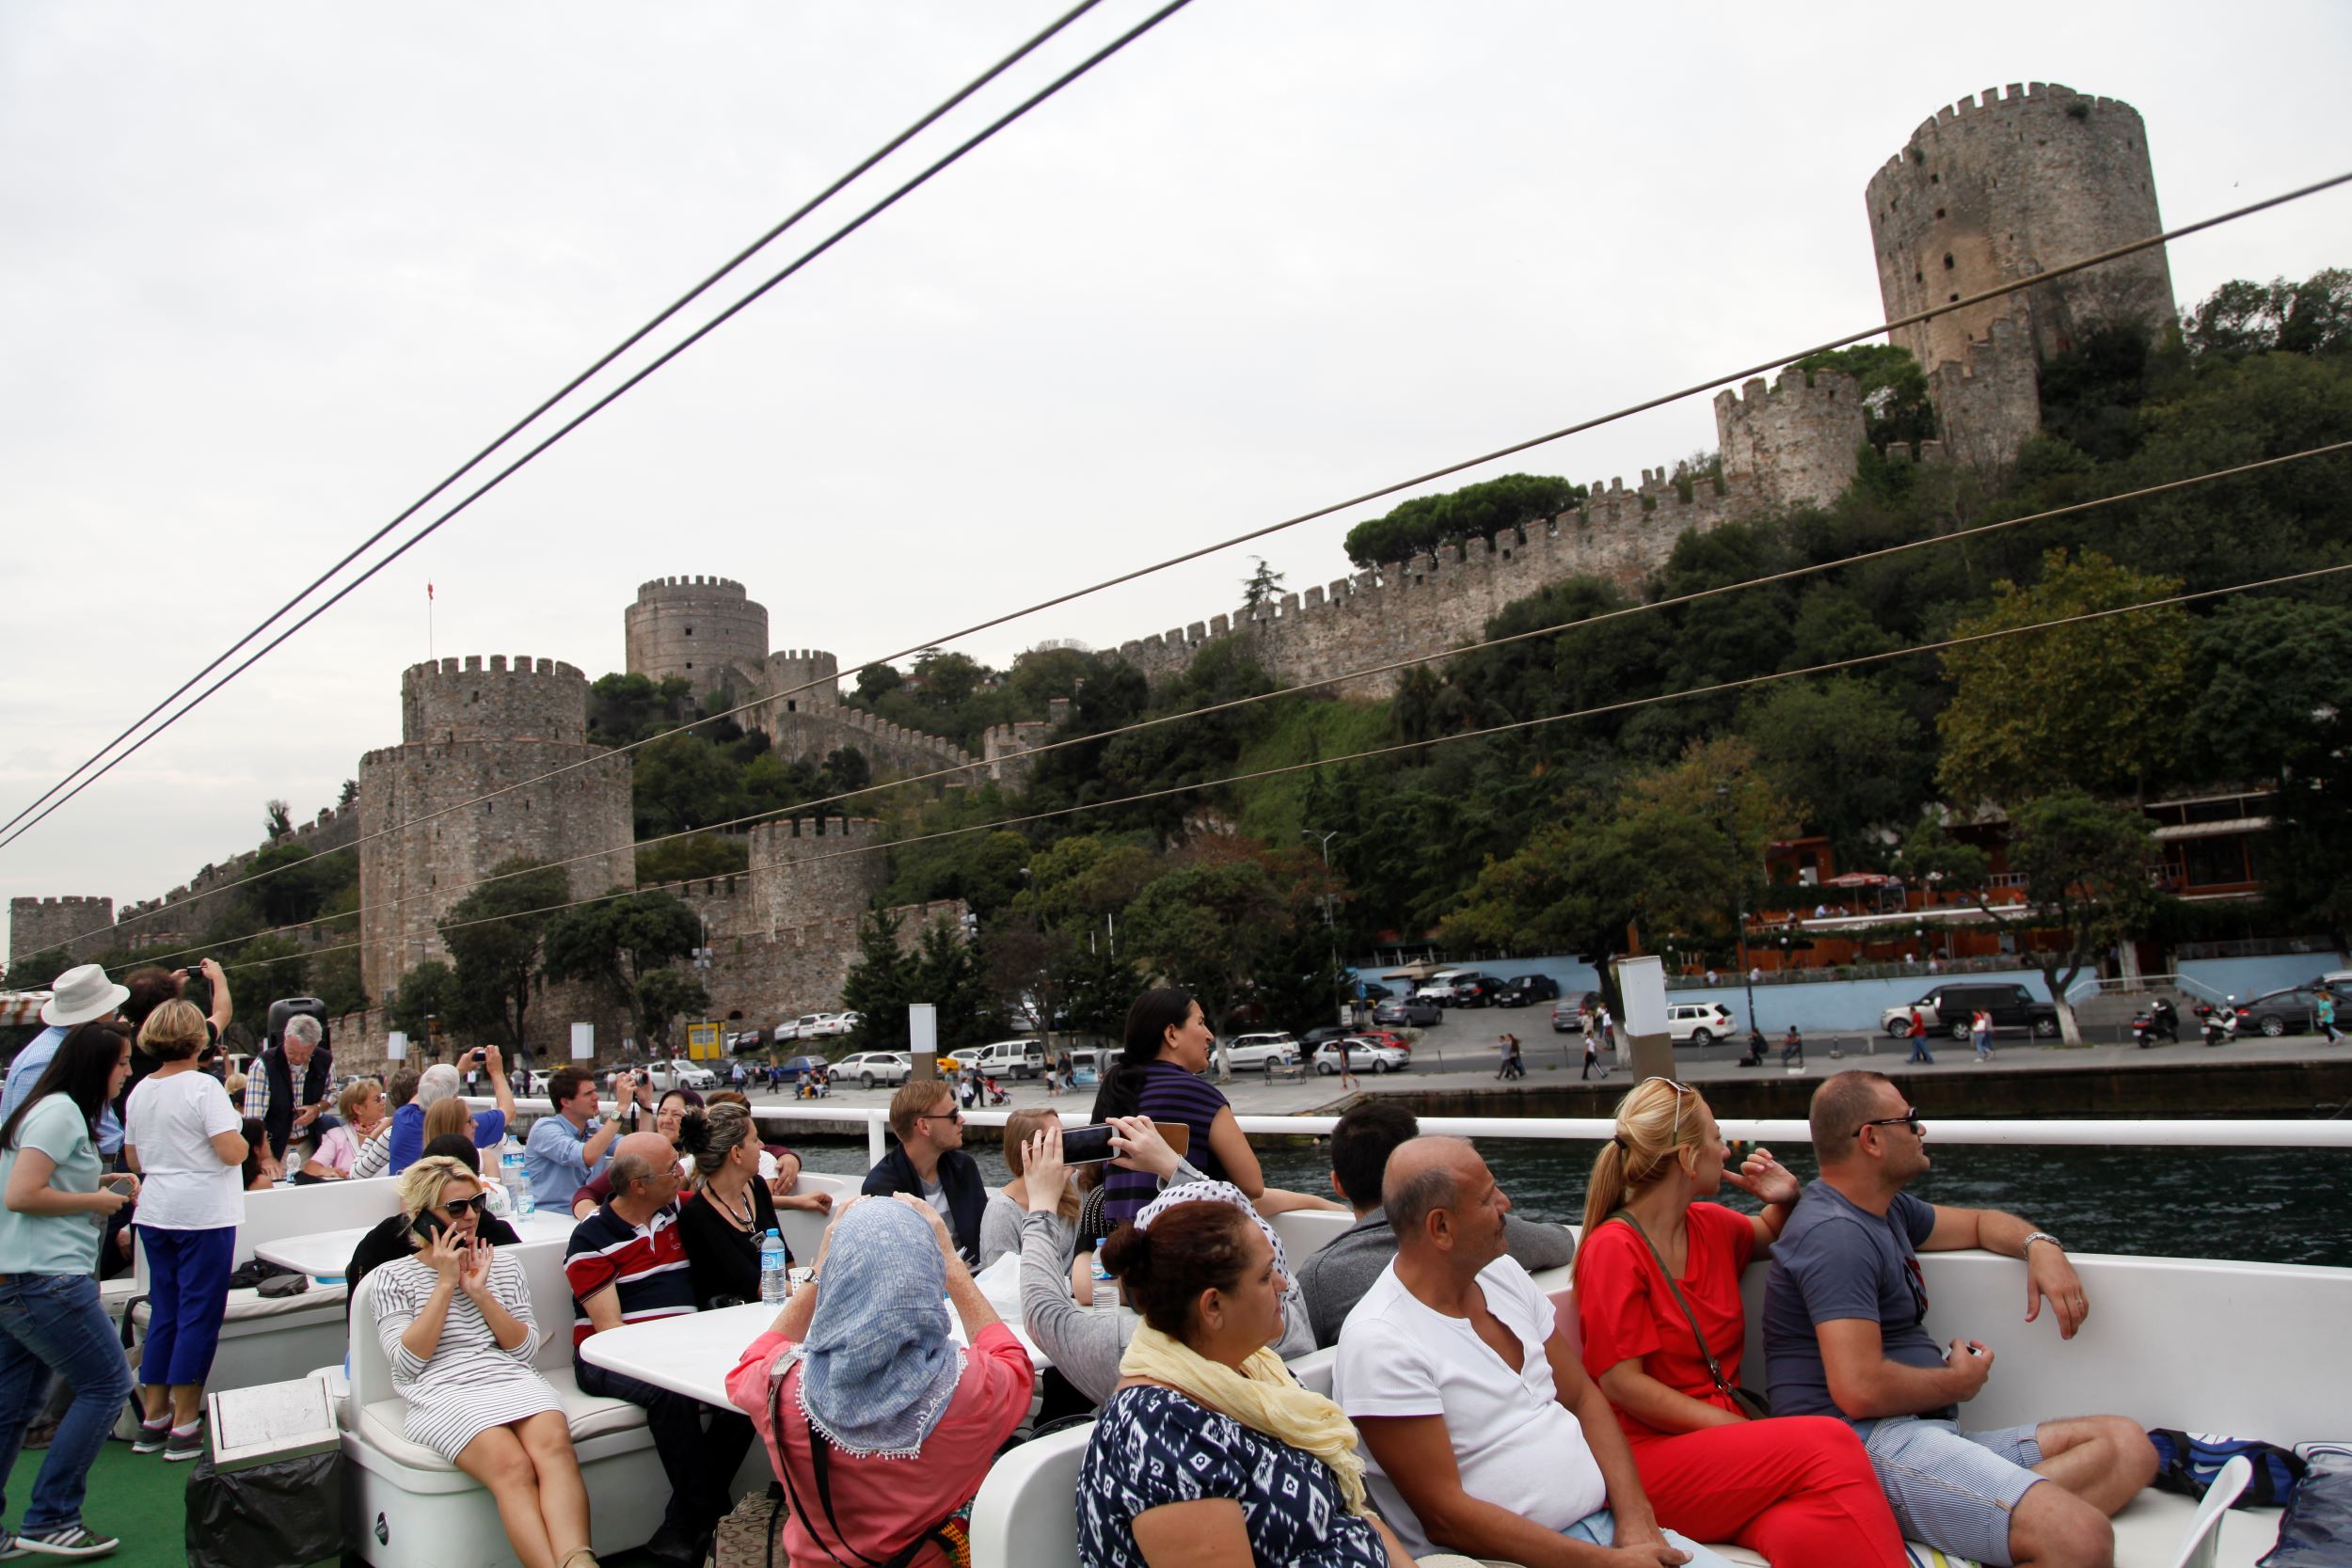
left=1118, top=1322, right=1371, bottom=1516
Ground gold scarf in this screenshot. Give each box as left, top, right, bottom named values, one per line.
left=1118, top=1322, right=1371, bottom=1515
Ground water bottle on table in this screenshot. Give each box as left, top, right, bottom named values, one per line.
left=760, top=1228, right=789, bottom=1305
left=501, top=1137, right=534, bottom=1217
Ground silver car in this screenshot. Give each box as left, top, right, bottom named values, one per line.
left=837, top=1051, right=913, bottom=1088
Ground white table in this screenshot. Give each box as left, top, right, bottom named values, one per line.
left=578, top=1297, right=1056, bottom=1408
left=254, top=1208, right=577, bottom=1281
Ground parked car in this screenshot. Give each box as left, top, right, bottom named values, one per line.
left=1373, top=997, right=1441, bottom=1027
left=2236, top=987, right=2328, bottom=1037
left=1497, top=974, right=1562, bottom=1007
left=774, top=1053, right=832, bottom=1084
left=1880, top=983, right=2059, bottom=1041
left=1667, top=1001, right=1738, bottom=1045
left=1452, top=975, right=1508, bottom=1008
left=1415, top=972, right=1489, bottom=1006
left=1549, top=991, right=1598, bottom=1033
left=1316, top=1037, right=1410, bottom=1075
left=832, top=1051, right=910, bottom=1088
left=946, top=1038, right=1048, bottom=1079
left=1353, top=981, right=1396, bottom=1003
left=643, top=1060, right=719, bottom=1092
left=1351, top=1030, right=1411, bottom=1052
left=1224, top=1033, right=1302, bottom=1072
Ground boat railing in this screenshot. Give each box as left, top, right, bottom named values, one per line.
left=469, top=1098, right=2352, bottom=1164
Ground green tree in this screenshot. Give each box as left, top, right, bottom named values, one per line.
left=310, top=946, right=368, bottom=1019
left=227, top=933, right=310, bottom=1034
left=635, top=832, right=751, bottom=886
left=1240, top=558, right=1285, bottom=618
left=633, top=969, right=711, bottom=1055
left=1936, top=549, right=2193, bottom=807
left=439, top=859, right=571, bottom=1048
left=912, top=916, right=995, bottom=1052
left=1791, top=344, right=1936, bottom=448
left=388, top=958, right=462, bottom=1046
left=1743, top=677, right=1922, bottom=859
left=542, top=890, right=706, bottom=1051
left=264, top=799, right=293, bottom=839
left=1123, top=860, right=1292, bottom=1078
left=1343, top=474, right=1585, bottom=568
left=839, top=909, right=916, bottom=1050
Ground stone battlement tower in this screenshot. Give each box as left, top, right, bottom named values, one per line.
left=745, top=816, right=889, bottom=936
left=357, top=657, right=634, bottom=1015
left=766, top=649, right=841, bottom=707
left=1714, top=368, right=1868, bottom=515
left=1867, top=82, right=2171, bottom=467
left=625, top=576, right=771, bottom=698
left=8, top=895, right=116, bottom=973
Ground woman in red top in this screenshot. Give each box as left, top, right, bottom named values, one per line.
left=1575, top=1078, right=1906, bottom=1567
left=725, top=1193, right=1032, bottom=1568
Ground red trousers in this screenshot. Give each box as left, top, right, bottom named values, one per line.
left=1629, top=1415, right=1907, bottom=1567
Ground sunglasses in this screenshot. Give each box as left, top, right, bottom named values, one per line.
left=437, top=1193, right=492, bottom=1218
left=1637, top=1077, right=1699, bottom=1148
left=1854, top=1109, right=1924, bottom=1137
left=918, top=1107, right=963, bottom=1125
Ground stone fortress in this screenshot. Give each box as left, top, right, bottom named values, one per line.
left=10, top=84, right=2177, bottom=1056
left=1116, top=81, right=2172, bottom=698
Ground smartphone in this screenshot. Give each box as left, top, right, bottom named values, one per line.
left=1059, top=1123, right=1119, bottom=1164
left=410, top=1210, right=449, bottom=1247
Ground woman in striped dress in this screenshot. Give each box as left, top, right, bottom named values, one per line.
left=372, top=1156, right=596, bottom=1568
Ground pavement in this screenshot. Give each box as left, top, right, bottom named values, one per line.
left=727, top=1009, right=2348, bottom=1121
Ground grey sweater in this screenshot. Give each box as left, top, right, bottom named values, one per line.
left=1295, top=1207, right=1578, bottom=1348
left=1017, top=1165, right=1316, bottom=1404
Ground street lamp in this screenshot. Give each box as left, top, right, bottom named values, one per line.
left=1301, top=830, right=1344, bottom=1025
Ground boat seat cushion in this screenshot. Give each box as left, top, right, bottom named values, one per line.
left=132, top=1283, right=347, bottom=1326
left=354, top=1369, right=648, bottom=1470
left=1681, top=1488, right=2281, bottom=1568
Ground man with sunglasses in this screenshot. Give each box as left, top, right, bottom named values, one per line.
left=1762, top=1072, right=2155, bottom=1568
left=860, top=1079, right=985, bottom=1263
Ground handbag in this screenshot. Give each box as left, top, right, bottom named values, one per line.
left=1609, top=1212, right=1772, bottom=1421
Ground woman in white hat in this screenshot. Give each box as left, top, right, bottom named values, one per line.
left=0, top=965, right=130, bottom=1144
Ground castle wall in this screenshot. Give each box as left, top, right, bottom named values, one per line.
left=1867, top=83, right=2170, bottom=385
left=744, top=816, right=891, bottom=937
left=8, top=896, right=115, bottom=971
left=671, top=870, right=966, bottom=1029
left=982, top=697, right=1073, bottom=789
left=358, top=657, right=635, bottom=1000
left=1929, top=314, right=2044, bottom=472
left=1716, top=369, right=1866, bottom=513
left=625, top=576, right=770, bottom=696
left=762, top=699, right=974, bottom=784
left=766, top=649, right=841, bottom=705
left=109, top=801, right=363, bottom=957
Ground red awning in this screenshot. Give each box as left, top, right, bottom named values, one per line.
left=1820, top=872, right=1893, bottom=888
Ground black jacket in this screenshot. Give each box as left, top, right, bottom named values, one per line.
left=259, top=1045, right=334, bottom=1160
left=860, top=1144, right=985, bottom=1264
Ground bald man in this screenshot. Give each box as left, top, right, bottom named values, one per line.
left=565, top=1130, right=755, bottom=1567
left=1332, top=1137, right=1725, bottom=1568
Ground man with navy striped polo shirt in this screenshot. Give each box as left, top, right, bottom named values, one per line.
left=566, top=1132, right=753, bottom=1567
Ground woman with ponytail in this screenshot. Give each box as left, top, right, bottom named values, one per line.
left=1574, top=1078, right=1906, bottom=1566
left=673, top=1103, right=783, bottom=1309
left=1090, top=989, right=1263, bottom=1228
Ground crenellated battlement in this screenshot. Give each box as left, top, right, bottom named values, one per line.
left=634, top=575, right=748, bottom=601
left=401, top=656, right=592, bottom=745
left=8, top=895, right=118, bottom=968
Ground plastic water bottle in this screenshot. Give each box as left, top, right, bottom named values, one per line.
left=501, top=1138, right=534, bottom=1218
left=1091, top=1239, right=1112, bottom=1283
left=760, top=1229, right=788, bottom=1305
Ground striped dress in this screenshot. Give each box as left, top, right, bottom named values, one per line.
left=373, top=1251, right=564, bottom=1461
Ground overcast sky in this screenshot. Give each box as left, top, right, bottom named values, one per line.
left=4, top=0, right=2346, bottom=954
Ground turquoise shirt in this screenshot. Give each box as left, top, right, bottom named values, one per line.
left=0, top=1094, right=103, bottom=1275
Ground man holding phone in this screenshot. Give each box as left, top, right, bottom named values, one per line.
left=525, top=1068, right=631, bottom=1213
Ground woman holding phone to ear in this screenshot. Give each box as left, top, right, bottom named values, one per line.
left=371, top=1156, right=595, bottom=1568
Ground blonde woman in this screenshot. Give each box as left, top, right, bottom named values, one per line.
left=977, top=1106, right=1078, bottom=1270
left=371, top=1155, right=594, bottom=1568
left=1574, top=1078, right=1904, bottom=1566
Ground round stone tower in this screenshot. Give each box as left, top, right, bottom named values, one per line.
left=624, top=576, right=771, bottom=697
left=1867, top=82, right=2172, bottom=373
left=357, top=656, right=635, bottom=1022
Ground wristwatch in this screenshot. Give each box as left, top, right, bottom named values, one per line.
left=2022, top=1231, right=2063, bottom=1253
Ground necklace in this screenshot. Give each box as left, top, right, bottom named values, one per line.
left=707, top=1176, right=755, bottom=1231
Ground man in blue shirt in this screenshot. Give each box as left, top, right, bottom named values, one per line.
left=1764, top=1071, right=2154, bottom=1568
left=525, top=1067, right=631, bottom=1211
left=385, top=1047, right=521, bottom=1175
left=4, top=965, right=133, bottom=1155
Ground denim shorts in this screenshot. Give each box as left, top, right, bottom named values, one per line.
left=1854, top=1416, right=2044, bottom=1567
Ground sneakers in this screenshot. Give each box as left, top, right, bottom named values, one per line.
left=163, top=1423, right=206, bottom=1463
left=11, top=1524, right=119, bottom=1558
left=129, top=1419, right=170, bottom=1455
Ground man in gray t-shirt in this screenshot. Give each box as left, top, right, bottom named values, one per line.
left=1764, top=1071, right=2154, bottom=1568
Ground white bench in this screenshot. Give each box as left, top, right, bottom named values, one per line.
left=127, top=1178, right=401, bottom=1394
left=969, top=1248, right=2328, bottom=1568
left=342, top=1237, right=771, bottom=1566
left=776, top=1171, right=857, bottom=1266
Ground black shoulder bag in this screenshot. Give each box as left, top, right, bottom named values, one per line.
left=766, top=1361, right=968, bottom=1568
left=1609, top=1212, right=1772, bottom=1420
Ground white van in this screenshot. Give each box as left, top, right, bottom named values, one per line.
left=946, top=1038, right=1047, bottom=1079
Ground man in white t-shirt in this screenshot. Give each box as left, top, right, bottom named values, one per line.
left=1333, top=1137, right=1728, bottom=1568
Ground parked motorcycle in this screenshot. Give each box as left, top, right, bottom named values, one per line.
left=2196, top=997, right=2242, bottom=1048
left=2133, top=998, right=2181, bottom=1048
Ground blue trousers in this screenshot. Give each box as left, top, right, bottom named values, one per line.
left=0, top=1273, right=133, bottom=1541
left=137, top=1224, right=236, bottom=1387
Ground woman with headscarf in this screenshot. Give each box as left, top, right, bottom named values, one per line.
left=1074, top=1198, right=1416, bottom=1568
left=725, top=1195, right=1032, bottom=1568
left=1017, top=1119, right=1313, bottom=1406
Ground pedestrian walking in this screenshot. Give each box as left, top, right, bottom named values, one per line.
left=1972, top=1007, right=1994, bottom=1062
left=1500, top=1033, right=1524, bottom=1081
left=1581, top=1028, right=1606, bottom=1081
left=1336, top=1037, right=1358, bottom=1091
left=2318, top=990, right=2341, bottom=1046
left=1905, top=1004, right=1934, bottom=1065
left=1779, top=1024, right=1804, bottom=1068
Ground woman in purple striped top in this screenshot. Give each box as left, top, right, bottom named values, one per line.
left=1091, top=990, right=1263, bottom=1228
